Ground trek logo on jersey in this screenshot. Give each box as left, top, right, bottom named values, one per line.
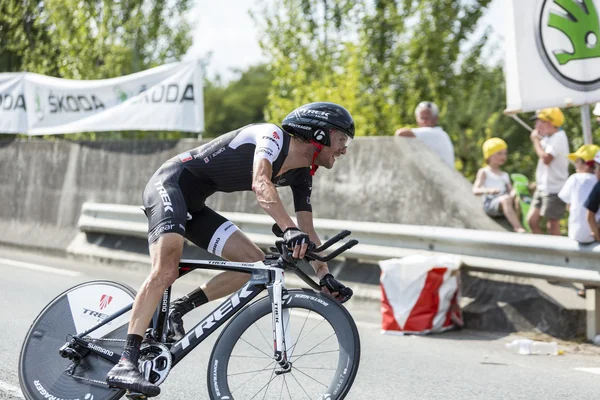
left=154, top=180, right=174, bottom=212
left=536, top=0, right=600, bottom=90
left=179, top=152, right=193, bottom=162
left=99, top=294, right=113, bottom=310
left=273, top=131, right=280, bottom=140
left=261, top=135, right=281, bottom=150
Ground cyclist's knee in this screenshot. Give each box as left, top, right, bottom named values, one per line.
left=149, top=233, right=184, bottom=286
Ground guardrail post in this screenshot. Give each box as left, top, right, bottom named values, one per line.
left=586, top=288, right=600, bottom=342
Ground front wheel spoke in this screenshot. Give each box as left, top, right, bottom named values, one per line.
left=290, top=333, right=337, bottom=365
left=230, top=354, right=273, bottom=359
left=248, top=368, right=278, bottom=400
left=279, top=373, right=286, bottom=400
left=239, top=335, right=273, bottom=359
left=284, top=375, right=293, bottom=400
left=230, top=360, right=276, bottom=394
left=287, top=317, right=328, bottom=356
left=288, top=310, right=310, bottom=359
left=254, top=321, right=273, bottom=351
left=288, top=366, right=337, bottom=371
left=292, top=349, right=339, bottom=360
left=259, top=368, right=277, bottom=400
left=228, top=365, right=276, bottom=378
left=293, top=367, right=330, bottom=388
left=289, top=371, right=313, bottom=399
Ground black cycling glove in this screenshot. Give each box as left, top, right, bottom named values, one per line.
left=283, top=228, right=309, bottom=252
left=319, top=273, right=353, bottom=303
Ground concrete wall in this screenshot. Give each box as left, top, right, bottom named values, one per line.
left=0, top=137, right=501, bottom=251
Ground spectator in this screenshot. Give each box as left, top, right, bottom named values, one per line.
left=557, top=144, right=600, bottom=243
left=584, top=150, right=600, bottom=242
left=594, top=103, right=600, bottom=124
left=395, top=101, right=455, bottom=168
left=473, top=138, right=526, bottom=233
left=527, top=107, right=570, bottom=235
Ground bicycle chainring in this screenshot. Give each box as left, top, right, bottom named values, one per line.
left=138, top=342, right=172, bottom=386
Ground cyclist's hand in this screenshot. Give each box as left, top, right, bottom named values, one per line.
left=320, top=273, right=353, bottom=303
left=283, top=228, right=309, bottom=259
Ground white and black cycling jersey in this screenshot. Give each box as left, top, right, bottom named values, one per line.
left=169, top=123, right=312, bottom=212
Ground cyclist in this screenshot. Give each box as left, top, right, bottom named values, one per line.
left=106, top=102, right=355, bottom=396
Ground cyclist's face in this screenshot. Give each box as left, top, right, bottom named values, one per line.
left=316, top=129, right=351, bottom=169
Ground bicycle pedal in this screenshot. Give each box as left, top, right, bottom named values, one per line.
left=125, top=391, right=148, bottom=400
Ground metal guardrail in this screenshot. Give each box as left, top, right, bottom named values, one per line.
left=77, top=202, right=600, bottom=340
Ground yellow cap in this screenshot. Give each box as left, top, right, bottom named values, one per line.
left=532, top=107, right=565, bottom=127
left=568, top=144, right=600, bottom=162
left=482, top=138, right=508, bottom=161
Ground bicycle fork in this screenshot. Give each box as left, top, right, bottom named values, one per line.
left=268, top=269, right=293, bottom=375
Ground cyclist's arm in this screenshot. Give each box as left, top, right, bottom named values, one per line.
left=297, top=211, right=330, bottom=279
left=252, top=159, right=296, bottom=231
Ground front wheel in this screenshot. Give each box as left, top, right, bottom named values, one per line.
left=208, top=289, right=361, bottom=400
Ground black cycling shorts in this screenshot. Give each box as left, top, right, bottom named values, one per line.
left=142, top=162, right=239, bottom=256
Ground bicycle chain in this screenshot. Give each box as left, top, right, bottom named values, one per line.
left=82, top=336, right=126, bottom=343
left=67, top=371, right=110, bottom=387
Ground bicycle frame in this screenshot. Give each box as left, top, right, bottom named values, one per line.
left=69, top=257, right=291, bottom=369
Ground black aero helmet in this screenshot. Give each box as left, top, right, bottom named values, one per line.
left=282, top=102, right=355, bottom=146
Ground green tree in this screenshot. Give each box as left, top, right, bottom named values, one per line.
left=204, top=64, right=274, bottom=137
left=0, top=0, right=193, bottom=79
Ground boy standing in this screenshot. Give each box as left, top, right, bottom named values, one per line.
left=558, top=144, right=600, bottom=243
left=527, top=108, right=570, bottom=235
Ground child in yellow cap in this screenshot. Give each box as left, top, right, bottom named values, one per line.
left=558, top=144, right=600, bottom=243
left=473, top=138, right=526, bottom=232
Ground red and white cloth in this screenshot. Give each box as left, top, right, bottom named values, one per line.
left=379, top=255, right=463, bottom=335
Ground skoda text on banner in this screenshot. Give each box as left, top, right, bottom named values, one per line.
left=505, top=0, right=600, bottom=113
left=0, top=61, right=204, bottom=135
left=0, top=73, right=28, bottom=133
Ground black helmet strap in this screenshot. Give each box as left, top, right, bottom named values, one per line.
left=309, top=141, right=324, bottom=176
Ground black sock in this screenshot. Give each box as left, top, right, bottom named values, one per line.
left=172, top=288, right=208, bottom=315
left=120, top=334, right=143, bottom=364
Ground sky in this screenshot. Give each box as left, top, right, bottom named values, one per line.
left=184, top=0, right=505, bottom=82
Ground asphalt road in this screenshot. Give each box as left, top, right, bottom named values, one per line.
left=1, top=247, right=600, bottom=399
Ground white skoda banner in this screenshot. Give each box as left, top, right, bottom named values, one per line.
left=505, top=0, right=600, bottom=113
left=0, top=61, right=203, bottom=135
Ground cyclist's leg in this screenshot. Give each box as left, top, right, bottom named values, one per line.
left=185, top=206, right=264, bottom=299
left=203, top=229, right=265, bottom=300
left=107, top=162, right=188, bottom=396
left=130, top=233, right=184, bottom=335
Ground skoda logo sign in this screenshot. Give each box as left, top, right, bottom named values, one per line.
left=535, top=0, right=600, bottom=91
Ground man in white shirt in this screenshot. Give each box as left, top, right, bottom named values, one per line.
left=527, top=107, right=570, bottom=235
left=395, top=101, right=455, bottom=168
